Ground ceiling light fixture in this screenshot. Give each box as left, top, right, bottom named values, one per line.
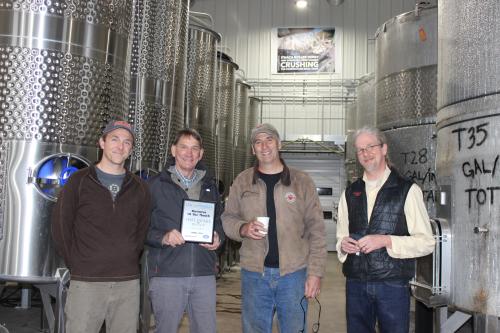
left=296, top=0, right=308, bottom=9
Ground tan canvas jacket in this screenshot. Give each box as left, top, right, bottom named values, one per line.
left=222, top=166, right=327, bottom=277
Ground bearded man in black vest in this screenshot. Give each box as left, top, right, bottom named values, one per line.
left=336, top=126, right=435, bottom=333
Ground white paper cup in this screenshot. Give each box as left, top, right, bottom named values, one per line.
left=256, top=216, right=269, bottom=235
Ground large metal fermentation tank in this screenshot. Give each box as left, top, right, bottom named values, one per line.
left=185, top=24, right=220, bottom=175
left=437, top=0, right=500, bottom=322
left=376, top=3, right=437, bottom=130
left=356, top=73, right=376, bottom=128
left=350, top=72, right=376, bottom=184
left=385, top=125, right=437, bottom=204
left=215, top=53, right=238, bottom=197
left=375, top=4, right=438, bottom=216
left=0, top=0, right=133, bottom=281
left=233, top=80, right=251, bottom=179
left=246, top=97, right=261, bottom=169
left=344, top=102, right=360, bottom=184
left=129, top=0, right=189, bottom=172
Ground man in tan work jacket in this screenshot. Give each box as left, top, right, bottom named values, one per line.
left=222, top=123, right=327, bottom=333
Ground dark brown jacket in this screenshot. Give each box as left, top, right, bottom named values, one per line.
left=51, top=165, right=151, bottom=281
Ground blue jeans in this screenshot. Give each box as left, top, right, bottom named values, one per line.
left=241, top=267, right=307, bottom=333
left=346, top=279, right=410, bottom=333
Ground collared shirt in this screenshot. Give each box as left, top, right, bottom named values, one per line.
left=168, top=165, right=206, bottom=200
left=336, top=167, right=435, bottom=263
left=171, top=165, right=201, bottom=188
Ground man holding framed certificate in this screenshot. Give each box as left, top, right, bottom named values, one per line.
left=146, top=128, right=224, bottom=333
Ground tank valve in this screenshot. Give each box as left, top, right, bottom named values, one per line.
left=473, top=226, right=489, bottom=234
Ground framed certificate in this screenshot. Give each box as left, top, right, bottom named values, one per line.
left=180, top=199, right=216, bottom=243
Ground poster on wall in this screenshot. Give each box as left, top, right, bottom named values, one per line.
left=271, top=27, right=336, bottom=74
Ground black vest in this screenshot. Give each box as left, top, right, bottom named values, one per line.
left=342, top=170, right=415, bottom=281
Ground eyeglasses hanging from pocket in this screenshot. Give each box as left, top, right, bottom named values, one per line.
left=299, top=295, right=321, bottom=333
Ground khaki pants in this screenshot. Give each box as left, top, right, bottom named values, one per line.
left=65, top=279, right=140, bottom=333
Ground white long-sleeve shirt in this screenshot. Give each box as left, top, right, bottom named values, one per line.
left=336, top=167, right=435, bottom=263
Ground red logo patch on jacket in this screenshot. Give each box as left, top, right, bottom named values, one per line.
left=285, top=192, right=296, bottom=203
left=353, top=191, right=362, bottom=197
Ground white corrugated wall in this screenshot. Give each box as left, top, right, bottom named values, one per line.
left=192, top=0, right=437, bottom=138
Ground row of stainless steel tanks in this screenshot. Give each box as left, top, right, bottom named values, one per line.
left=347, top=1, right=500, bottom=330
left=0, top=0, right=260, bottom=284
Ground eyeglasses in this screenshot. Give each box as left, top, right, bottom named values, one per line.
left=355, top=143, right=383, bottom=155
left=299, top=295, right=321, bottom=333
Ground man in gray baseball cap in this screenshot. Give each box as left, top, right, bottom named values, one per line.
left=250, top=123, right=281, bottom=145
left=222, top=123, right=327, bottom=333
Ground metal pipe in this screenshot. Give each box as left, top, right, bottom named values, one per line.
left=236, top=69, right=247, bottom=81
left=325, top=0, right=344, bottom=5
left=189, top=15, right=212, bottom=29
left=189, top=11, right=214, bottom=27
